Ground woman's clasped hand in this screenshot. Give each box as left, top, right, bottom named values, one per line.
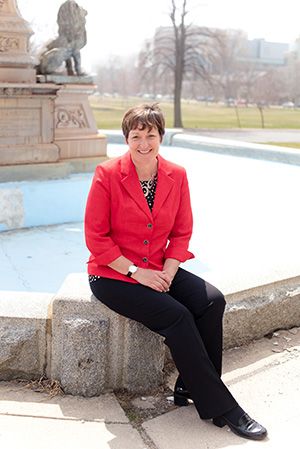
left=131, top=268, right=172, bottom=292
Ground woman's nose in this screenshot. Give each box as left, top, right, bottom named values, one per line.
left=139, top=139, right=149, bottom=148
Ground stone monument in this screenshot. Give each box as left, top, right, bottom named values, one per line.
left=36, top=0, right=106, bottom=161
left=0, top=0, right=35, bottom=83
left=0, top=0, right=107, bottom=181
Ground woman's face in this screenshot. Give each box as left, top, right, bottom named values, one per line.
left=127, top=126, right=161, bottom=165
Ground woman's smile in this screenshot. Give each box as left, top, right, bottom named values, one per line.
left=138, top=147, right=152, bottom=154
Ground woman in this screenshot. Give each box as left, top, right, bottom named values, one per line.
left=84, top=104, right=267, bottom=441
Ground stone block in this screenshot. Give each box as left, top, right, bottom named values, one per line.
left=0, top=84, right=61, bottom=166
left=0, top=292, right=53, bottom=380
left=0, top=320, right=41, bottom=380
left=50, top=273, right=165, bottom=396
left=0, top=68, right=36, bottom=84
left=123, top=320, right=165, bottom=392
left=53, top=316, right=109, bottom=396
left=0, top=187, right=24, bottom=229
left=0, top=144, right=60, bottom=165
left=57, top=134, right=107, bottom=159
left=224, top=276, right=300, bottom=348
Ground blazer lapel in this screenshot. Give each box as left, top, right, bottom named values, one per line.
left=152, top=155, right=175, bottom=220
left=120, top=151, right=153, bottom=220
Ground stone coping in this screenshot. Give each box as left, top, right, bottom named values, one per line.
left=0, top=156, right=108, bottom=183
left=171, top=133, right=300, bottom=166
left=1, top=272, right=299, bottom=394
left=37, top=75, right=95, bottom=85
left=0, top=291, right=53, bottom=319
left=0, top=82, right=60, bottom=93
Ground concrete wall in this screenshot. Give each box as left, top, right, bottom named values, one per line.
left=0, top=273, right=299, bottom=396
left=0, top=174, right=92, bottom=232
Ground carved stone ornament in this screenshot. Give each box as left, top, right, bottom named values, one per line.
left=0, top=35, right=19, bottom=52
left=55, top=106, right=88, bottom=128
left=0, top=87, right=32, bottom=95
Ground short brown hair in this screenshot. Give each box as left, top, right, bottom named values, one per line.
left=122, top=103, right=165, bottom=141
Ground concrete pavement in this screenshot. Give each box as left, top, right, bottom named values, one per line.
left=0, top=383, right=147, bottom=449
left=0, top=327, right=299, bottom=449
left=143, top=327, right=300, bottom=449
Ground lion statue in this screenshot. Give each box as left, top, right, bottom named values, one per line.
left=37, top=0, right=87, bottom=76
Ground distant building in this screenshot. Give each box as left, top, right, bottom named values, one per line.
left=290, top=38, right=300, bottom=60
left=239, top=39, right=290, bottom=67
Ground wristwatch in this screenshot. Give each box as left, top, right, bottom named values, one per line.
left=126, top=264, right=138, bottom=277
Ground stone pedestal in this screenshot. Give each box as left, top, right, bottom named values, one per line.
left=0, top=81, right=107, bottom=167
left=0, top=83, right=60, bottom=165
left=0, top=1, right=107, bottom=172
left=0, top=0, right=36, bottom=83
left=53, top=82, right=107, bottom=159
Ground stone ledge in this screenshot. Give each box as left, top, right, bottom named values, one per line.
left=224, top=275, right=300, bottom=347
left=0, top=156, right=108, bottom=183
left=0, top=144, right=60, bottom=166
left=171, top=133, right=300, bottom=166
left=37, top=75, right=94, bottom=85
left=1, top=274, right=299, bottom=395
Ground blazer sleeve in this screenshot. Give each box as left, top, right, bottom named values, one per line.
left=164, top=169, right=195, bottom=262
left=84, top=165, right=122, bottom=266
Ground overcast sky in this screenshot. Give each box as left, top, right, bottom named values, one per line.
left=18, top=0, right=300, bottom=70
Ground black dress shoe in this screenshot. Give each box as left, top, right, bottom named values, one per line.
left=173, top=386, right=193, bottom=406
left=213, top=412, right=267, bottom=440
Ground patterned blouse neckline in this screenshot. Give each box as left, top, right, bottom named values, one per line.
left=140, top=173, right=158, bottom=212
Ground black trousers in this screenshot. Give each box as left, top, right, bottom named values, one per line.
left=89, top=267, right=238, bottom=419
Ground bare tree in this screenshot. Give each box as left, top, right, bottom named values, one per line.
left=210, top=29, right=248, bottom=102
left=138, top=0, right=217, bottom=127
left=284, top=49, right=300, bottom=104
left=94, top=55, right=140, bottom=97
left=251, top=69, right=286, bottom=127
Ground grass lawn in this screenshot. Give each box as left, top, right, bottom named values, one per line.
left=91, top=96, right=300, bottom=130
left=264, top=142, right=300, bottom=150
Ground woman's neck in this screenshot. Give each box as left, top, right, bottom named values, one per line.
left=134, top=159, right=158, bottom=181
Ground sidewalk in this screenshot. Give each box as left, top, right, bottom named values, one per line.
left=1, top=327, right=299, bottom=449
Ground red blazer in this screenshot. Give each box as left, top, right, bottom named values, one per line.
left=84, top=150, right=195, bottom=283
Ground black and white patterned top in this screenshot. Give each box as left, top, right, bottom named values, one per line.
left=89, top=174, right=158, bottom=283
left=139, top=173, right=158, bottom=212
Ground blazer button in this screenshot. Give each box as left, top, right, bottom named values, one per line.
left=143, top=240, right=149, bottom=245
left=147, top=223, right=153, bottom=228
left=142, top=257, right=148, bottom=263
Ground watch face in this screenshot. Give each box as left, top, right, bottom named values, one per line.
left=129, top=265, right=138, bottom=273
